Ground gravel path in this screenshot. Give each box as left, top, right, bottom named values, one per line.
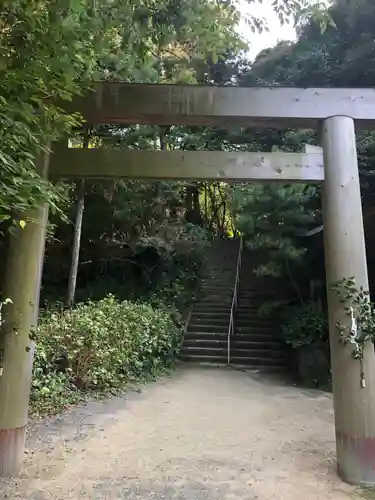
left=0, top=366, right=356, bottom=499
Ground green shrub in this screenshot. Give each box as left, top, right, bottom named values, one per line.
left=31, top=296, right=182, bottom=416
left=281, top=303, right=328, bottom=349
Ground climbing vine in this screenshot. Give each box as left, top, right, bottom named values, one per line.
left=330, top=278, right=375, bottom=385
left=0, top=298, right=13, bottom=376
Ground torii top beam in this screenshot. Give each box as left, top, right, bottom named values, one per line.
left=71, top=83, right=375, bottom=129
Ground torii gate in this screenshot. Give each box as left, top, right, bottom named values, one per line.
left=1, top=84, right=375, bottom=486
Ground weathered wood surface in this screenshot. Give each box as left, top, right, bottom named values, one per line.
left=322, top=116, right=375, bottom=485
left=0, top=151, right=49, bottom=475
left=50, top=149, right=324, bottom=182
left=69, top=83, right=375, bottom=128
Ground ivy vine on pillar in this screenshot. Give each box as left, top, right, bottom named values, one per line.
left=330, top=277, right=375, bottom=387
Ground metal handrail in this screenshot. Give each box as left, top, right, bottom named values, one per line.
left=227, top=235, right=243, bottom=364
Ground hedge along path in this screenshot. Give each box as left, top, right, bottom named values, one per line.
left=0, top=367, right=356, bottom=499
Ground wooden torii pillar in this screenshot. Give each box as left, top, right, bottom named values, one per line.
left=0, top=151, right=49, bottom=475
left=321, top=117, right=375, bottom=485
left=1, top=84, right=375, bottom=485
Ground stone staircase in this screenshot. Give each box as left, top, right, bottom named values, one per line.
left=181, top=242, right=286, bottom=371
left=181, top=239, right=239, bottom=364
left=231, top=253, right=286, bottom=370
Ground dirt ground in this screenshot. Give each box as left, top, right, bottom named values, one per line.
left=0, top=366, right=360, bottom=499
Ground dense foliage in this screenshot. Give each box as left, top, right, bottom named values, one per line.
left=231, top=183, right=318, bottom=278
left=0, top=0, right=245, bottom=226
left=281, top=303, right=328, bottom=349
left=31, top=296, right=182, bottom=415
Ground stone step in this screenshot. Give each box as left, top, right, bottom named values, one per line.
left=199, top=300, right=233, bottom=306
left=230, top=340, right=284, bottom=349
left=198, top=304, right=232, bottom=310
left=203, top=268, right=236, bottom=273
left=236, top=311, right=279, bottom=318
left=201, top=288, right=234, bottom=293
left=182, top=344, right=284, bottom=359
left=183, top=338, right=228, bottom=348
left=237, top=298, right=279, bottom=304
left=201, top=280, right=235, bottom=285
left=236, top=312, right=275, bottom=319
left=201, top=283, right=235, bottom=288
left=237, top=303, right=273, bottom=310
left=236, top=325, right=277, bottom=334
left=230, top=348, right=285, bottom=359
left=208, top=252, right=238, bottom=255
left=202, top=276, right=236, bottom=280
left=187, top=324, right=229, bottom=333
left=200, top=279, right=232, bottom=283
left=236, top=308, right=274, bottom=314
left=179, top=354, right=227, bottom=364
left=180, top=353, right=285, bottom=369
left=229, top=357, right=285, bottom=367
left=236, top=306, right=264, bottom=311
left=201, top=287, right=234, bottom=292
left=181, top=346, right=228, bottom=355
left=204, top=275, right=236, bottom=278
left=199, top=292, right=233, bottom=297
left=236, top=321, right=279, bottom=333
left=206, top=267, right=236, bottom=271
left=184, top=331, right=227, bottom=340
left=184, top=338, right=283, bottom=352
left=202, top=273, right=235, bottom=277
left=206, top=263, right=236, bottom=268
left=190, top=311, right=230, bottom=318
left=201, top=278, right=236, bottom=283
left=193, top=304, right=231, bottom=311
left=233, top=338, right=280, bottom=346
left=236, top=312, right=275, bottom=318
left=192, top=311, right=231, bottom=317
left=229, top=364, right=286, bottom=373
left=203, top=270, right=236, bottom=274
left=235, top=319, right=279, bottom=327
left=238, top=293, right=279, bottom=300
left=239, top=282, right=282, bottom=288
left=181, top=358, right=285, bottom=372
left=189, top=316, right=230, bottom=326
left=198, top=299, right=232, bottom=305
left=199, top=298, right=234, bottom=303
left=237, top=293, right=272, bottom=298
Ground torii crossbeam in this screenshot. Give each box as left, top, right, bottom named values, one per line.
left=50, top=149, right=324, bottom=182
left=71, top=83, right=375, bottom=129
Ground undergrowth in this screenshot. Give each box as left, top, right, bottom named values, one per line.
left=30, top=295, right=182, bottom=416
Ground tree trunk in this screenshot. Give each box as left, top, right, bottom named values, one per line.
left=192, top=183, right=202, bottom=226
left=67, top=180, right=85, bottom=307
left=159, top=127, right=167, bottom=151
left=67, top=134, right=89, bottom=307
left=204, top=183, right=208, bottom=223
left=0, top=150, right=49, bottom=476
left=221, top=201, right=227, bottom=232
left=154, top=126, right=168, bottom=218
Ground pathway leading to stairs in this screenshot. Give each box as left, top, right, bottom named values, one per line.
left=0, top=367, right=357, bottom=500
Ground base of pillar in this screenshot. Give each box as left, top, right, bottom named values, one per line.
left=337, top=430, right=375, bottom=486
left=0, top=425, right=26, bottom=476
